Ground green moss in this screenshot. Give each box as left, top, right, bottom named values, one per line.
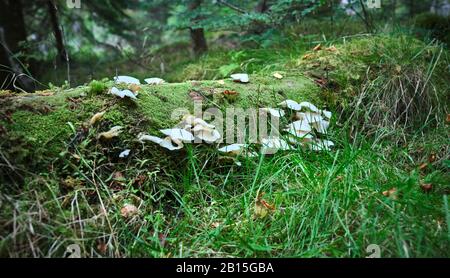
left=88, top=80, right=108, bottom=95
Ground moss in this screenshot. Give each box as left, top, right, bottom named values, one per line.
left=88, top=80, right=108, bottom=95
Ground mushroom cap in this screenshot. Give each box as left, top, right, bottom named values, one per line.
left=160, top=128, right=195, bottom=142
left=114, top=76, right=141, bottom=85
left=230, top=73, right=249, bottom=83
left=145, top=78, right=165, bottom=85
left=278, top=99, right=301, bottom=111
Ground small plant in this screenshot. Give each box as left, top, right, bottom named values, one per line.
left=89, top=80, right=108, bottom=95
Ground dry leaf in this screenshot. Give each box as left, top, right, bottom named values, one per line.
left=302, top=53, right=314, bottom=60
left=420, top=183, right=433, bottom=193
left=89, top=111, right=105, bottom=126
left=128, top=84, right=141, bottom=93
left=446, top=114, right=450, bottom=124
left=428, top=153, right=436, bottom=163
left=326, top=46, right=338, bottom=52
left=273, top=72, right=283, bottom=79
left=419, top=162, right=428, bottom=171
left=254, top=193, right=275, bottom=219
left=382, top=187, right=398, bottom=200
left=313, top=44, right=322, bottom=51
left=120, top=203, right=138, bottom=218
left=97, top=126, right=123, bottom=140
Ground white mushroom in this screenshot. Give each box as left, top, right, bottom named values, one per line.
left=261, top=137, right=291, bottom=155
left=218, top=144, right=247, bottom=154
left=110, top=87, right=138, bottom=100
left=312, top=120, right=330, bottom=134
left=299, top=101, right=320, bottom=113
left=160, top=128, right=195, bottom=142
left=230, top=73, right=249, bottom=83
left=114, top=76, right=141, bottom=85
left=261, top=108, right=285, bottom=118
left=119, top=149, right=131, bottom=158
left=321, top=110, right=332, bottom=119
left=138, top=134, right=183, bottom=151
left=193, top=126, right=221, bottom=143
left=144, top=78, right=165, bottom=85
left=295, top=112, right=323, bottom=123
left=278, top=99, right=301, bottom=111
left=309, top=139, right=335, bottom=151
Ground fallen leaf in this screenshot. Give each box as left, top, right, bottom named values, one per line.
left=420, top=183, right=433, bottom=193
left=97, top=126, right=123, bottom=140
left=273, top=72, right=283, bottom=79
left=446, top=114, right=450, bottom=124
left=120, top=203, right=138, bottom=218
left=223, top=90, right=239, bottom=102
left=128, top=84, right=141, bottom=93
left=429, top=153, right=436, bottom=163
left=97, top=241, right=108, bottom=255
left=313, top=44, right=322, bottom=51
left=382, top=187, right=398, bottom=200
left=419, top=162, right=428, bottom=171
left=89, top=111, right=105, bottom=126
left=302, top=53, right=314, bottom=60
left=254, top=193, right=275, bottom=219
left=326, top=46, right=338, bottom=52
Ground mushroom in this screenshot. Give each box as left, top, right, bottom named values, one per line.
left=261, top=137, right=291, bottom=155
left=110, top=87, right=138, bottom=100
left=138, top=134, right=183, bottom=151
left=160, top=128, right=195, bottom=142
left=261, top=108, right=285, bottom=118
left=97, top=126, right=123, bottom=140
left=278, top=99, right=301, bottom=111
left=309, top=139, right=335, bottom=151
left=89, top=111, right=105, bottom=126
left=144, top=78, right=165, bottom=85
left=192, top=125, right=221, bottom=143
left=114, top=76, right=141, bottom=85
left=119, top=149, right=131, bottom=158
left=230, top=73, right=249, bottom=83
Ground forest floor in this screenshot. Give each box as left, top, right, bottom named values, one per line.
left=0, top=34, right=449, bottom=258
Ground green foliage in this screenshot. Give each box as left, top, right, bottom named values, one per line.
left=414, top=12, right=450, bottom=45
left=89, top=80, right=108, bottom=95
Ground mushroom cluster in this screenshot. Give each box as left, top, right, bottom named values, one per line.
left=218, top=99, right=334, bottom=157
left=138, top=114, right=221, bottom=150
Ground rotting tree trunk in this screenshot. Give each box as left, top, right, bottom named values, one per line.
left=47, top=0, right=69, bottom=64
left=189, top=0, right=208, bottom=56
left=0, top=0, right=34, bottom=92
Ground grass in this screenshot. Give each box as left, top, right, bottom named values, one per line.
left=0, top=32, right=449, bottom=258
left=0, top=126, right=448, bottom=258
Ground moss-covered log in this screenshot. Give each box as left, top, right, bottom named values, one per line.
left=0, top=74, right=321, bottom=184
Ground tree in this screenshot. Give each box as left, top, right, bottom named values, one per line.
left=189, top=0, right=208, bottom=55
left=47, top=0, right=68, bottom=64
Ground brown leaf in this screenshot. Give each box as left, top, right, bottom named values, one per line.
left=302, top=53, right=314, bottom=60
left=420, top=183, right=433, bottom=193
left=313, top=44, right=322, bottom=51
left=120, top=204, right=138, bottom=218
left=188, top=91, right=204, bottom=101
left=326, top=46, right=338, bottom=52
left=428, top=153, right=436, bottom=163
left=382, top=187, right=398, bottom=200
left=97, top=241, right=108, bottom=254
left=419, top=162, right=428, bottom=171
left=128, top=84, right=141, bottom=93
left=254, top=192, right=275, bottom=219
left=446, top=114, right=450, bottom=124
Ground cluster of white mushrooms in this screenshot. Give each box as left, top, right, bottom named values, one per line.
left=100, top=74, right=334, bottom=159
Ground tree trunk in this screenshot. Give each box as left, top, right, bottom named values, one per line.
left=47, top=0, right=68, bottom=64
left=189, top=0, right=208, bottom=56
left=0, top=0, right=34, bottom=92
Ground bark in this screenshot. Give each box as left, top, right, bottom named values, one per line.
left=47, top=0, right=69, bottom=64
left=189, top=0, right=208, bottom=56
